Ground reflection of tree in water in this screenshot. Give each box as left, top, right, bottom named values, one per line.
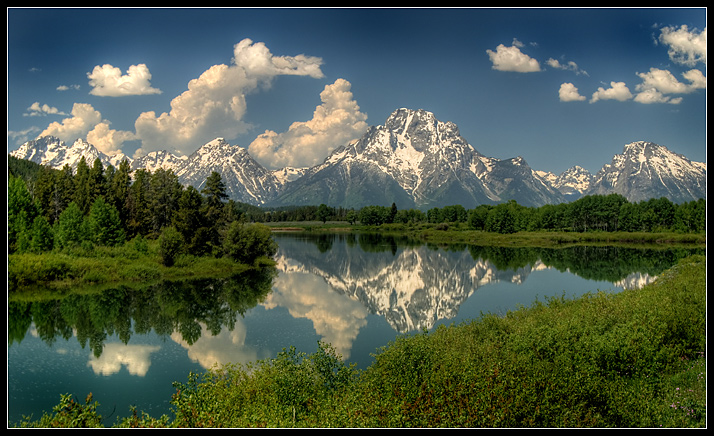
left=467, top=245, right=704, bottom=283
left=7, top=267, right=277, bottom=358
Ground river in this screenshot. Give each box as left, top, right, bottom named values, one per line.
left=7, top=232, right=702, bottom=424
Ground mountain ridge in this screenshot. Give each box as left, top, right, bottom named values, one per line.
left=10, top=109, right=706, bottom=208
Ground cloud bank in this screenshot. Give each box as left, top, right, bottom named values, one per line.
left=248, top=78, right=368, bottom=169
left=133, top=38, right=325, bottom=157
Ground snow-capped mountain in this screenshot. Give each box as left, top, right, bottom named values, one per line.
left=131, top=150, right=187, bottom=173
left=9, top=112, right=706, bottom=208
left=268, top=108, right=565, bottom=209
left=537, top=165, right=594, bottom=200
left=584, top=141, right=706, bottom=203
left=10, top=136, right=130, bottom=170
left=174, top=138, right=284, bottom=205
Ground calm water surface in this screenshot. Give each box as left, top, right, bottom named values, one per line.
left=7, top=232, right=701, bottom=424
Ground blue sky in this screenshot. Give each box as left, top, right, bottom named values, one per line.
left=7, top=7, right=707, bottom=174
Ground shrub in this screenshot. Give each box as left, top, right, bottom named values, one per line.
left=223, top=222, right=278, bottom=265
left=158, top=226, right=183, bottom=267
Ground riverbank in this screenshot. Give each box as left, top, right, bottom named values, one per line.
left=265, top=221, right=706, bottom=248
left=14, top=254, right=706, bottom=428
left=7, top=241, right=274, bottom=294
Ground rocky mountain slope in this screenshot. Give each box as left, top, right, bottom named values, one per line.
left=10, top=109, right=706, bottom=208
left=583, top=141, right=707, bottom=203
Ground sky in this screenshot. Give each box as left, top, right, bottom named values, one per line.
left=6, top=7, right=707, bottom=175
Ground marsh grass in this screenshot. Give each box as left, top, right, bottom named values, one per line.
left=7, top=239, right=255, bottom=292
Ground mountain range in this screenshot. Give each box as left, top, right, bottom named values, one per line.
left=10, top=108, right=706, bottom=208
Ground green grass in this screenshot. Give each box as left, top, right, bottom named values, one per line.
left=265, top=221, right=706, bottom=248
left=7, top=240, right=260, bottom=293
left=14, top=254, right=706, bottom=428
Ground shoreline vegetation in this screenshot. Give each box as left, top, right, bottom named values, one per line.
left=12, top=254, right=706, bottom=428
left=7, top=157, right=706, bottom=427
left=266, top=221, right=706, bottom=248
left=8, top=224, right=704, bottom=292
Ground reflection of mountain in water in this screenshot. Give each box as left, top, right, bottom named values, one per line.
left=274, top=233, right=702, bottom=333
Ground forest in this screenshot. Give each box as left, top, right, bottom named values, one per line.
left=8, top=154, right=706, bottom=262
left=8, top=155, right=276, bottom=266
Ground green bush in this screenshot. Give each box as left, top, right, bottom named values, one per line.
left=158, top=226, right=183, bottom=267
left=222, top=222, right=278, bottom=265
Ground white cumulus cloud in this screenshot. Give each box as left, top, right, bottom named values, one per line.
left=39, top=102, right=103, bottom=140
left=633, top=67, right=706, bottom=104
left=134, top=38, right=324, bottom=157
left=658, top=25, right=707, bottom=67
left=590, top=81, right=633, bottom=103
left=38, top=102, right=136, bottom=155
left=24, top=102, right=67, bottom=117
left=88, top=63, right=162, bottom=97
left=486, top=39, right=541, bottom=73
left=248, top=78, right=368, bottom=169
left=558, top=82, right=586, bottom=102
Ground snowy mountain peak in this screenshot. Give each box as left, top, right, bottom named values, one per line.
left=585, top=141, right=706, bottom=203
left=270, top=108, right=565, bottom=209
left=10, top=115, right=706, bottom=208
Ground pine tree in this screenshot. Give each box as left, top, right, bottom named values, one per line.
left=88, top=158, right=107, bottom=201
left=125, top=168, right=152, bottom=238
left=28, top=215, right=54, bottom=253
left=55, top=201, right=87, bottom=250
left=73, top=157, right=92, bottom=215
left=87, top=197, right=125, bottom=246
left=110, top=159, right=133, bottom=230
left=173, top=185, right=206, bottom=252
left=149, top=168, right=182, bottom=235
left=8, top=175, right=40, bottom=253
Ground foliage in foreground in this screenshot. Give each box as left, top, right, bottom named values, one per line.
left=13, top=255, right=706, bottom=428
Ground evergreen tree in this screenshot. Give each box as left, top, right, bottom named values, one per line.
left=28, top=215, right=54, bottom=253
left=173, top=186, right=207, bottom=253
left=125, top=168, right=152, bottom=238
left=110, top=159, right=133, bottom=230
left=8, top=175, right=40, bottom=253
left=202, top=171, right=229, bottom=210
left=88, top=158, right=107, bottom=202
left=30, top=165, right=57, bottom=224
left=54, top=201, right=87, bottom=250
left=149, top=168, right=182, bottom=235
left=73, top=157, right=92, bottom=215
left=87, top=196, right=125, bottom=246
left=52, top=165, right=76, bottom=223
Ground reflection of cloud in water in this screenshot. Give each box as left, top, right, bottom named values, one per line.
left=262, top=271, right=368, bottom=360
left=87, top=343, right=161, bottom=376
left=171, top=319, right=270, bottom=370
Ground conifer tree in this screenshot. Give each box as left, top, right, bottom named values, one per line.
left=54, top=201, right=87, bottom=250
left=87, top=196, right=125, bottom=246
left=73, top=157, right=92, bottom=215
left=88, top=158, right=107, bottom=201
left=8, top=175, right=40, bottom=253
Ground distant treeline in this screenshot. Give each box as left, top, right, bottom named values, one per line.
left=257, top=196, right=705, bottom=235
left=9, top=156, right=706, bottom=251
